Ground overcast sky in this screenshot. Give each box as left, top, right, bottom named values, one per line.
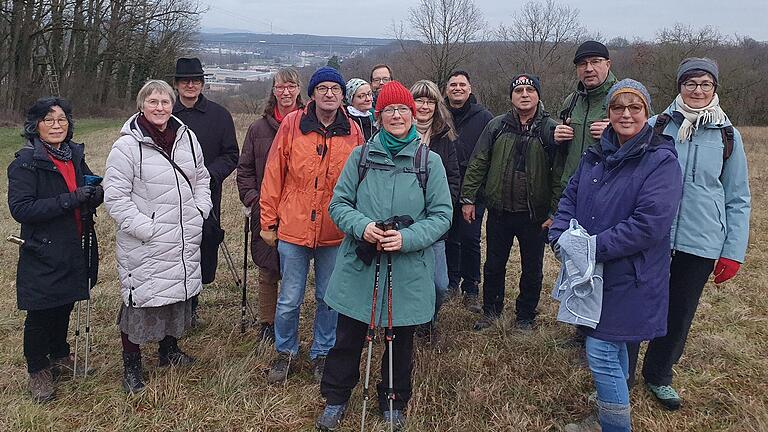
left=201, top=0, right=768, bottom=41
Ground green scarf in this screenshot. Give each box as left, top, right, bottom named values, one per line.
left=379, top=125, right=418, bottom=157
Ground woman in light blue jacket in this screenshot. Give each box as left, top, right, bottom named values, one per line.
left=627, top=57, right=751, bottom=411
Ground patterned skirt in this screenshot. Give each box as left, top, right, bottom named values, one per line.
left=117, top=299, right=193, bottom=345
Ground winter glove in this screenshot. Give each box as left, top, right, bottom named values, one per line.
left=87, top=185, right=104, bottom=207
left=72, top=185, right=97, bottom=204
left=713, top=257, right=741, bottom=284
left=260, top=229, right=278, bottom=248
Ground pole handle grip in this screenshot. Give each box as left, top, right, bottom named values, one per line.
left=6, top=235, right=24, bottom=245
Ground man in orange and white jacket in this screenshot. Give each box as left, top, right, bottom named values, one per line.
left=260, top=66, right=363, bottom=384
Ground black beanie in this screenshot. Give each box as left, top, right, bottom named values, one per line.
left=509, top=74, right=542, bottom=97
left=574, top=41, right=610, bottom=64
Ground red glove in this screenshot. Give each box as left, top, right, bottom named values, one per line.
left=713, top=257, right=741, bottom=284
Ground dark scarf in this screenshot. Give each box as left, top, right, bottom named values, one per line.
left=40, top=138, right=72, bottom=161
left=137, top=113, right=177, bottom=154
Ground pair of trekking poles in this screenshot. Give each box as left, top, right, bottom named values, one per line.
left=361, top=249, right=396, bottom=432
left=212, top=212, right=253, bottom=335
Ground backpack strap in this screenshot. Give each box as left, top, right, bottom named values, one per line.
left=414, top=144, right=429, bottom=196
left=357, top=142, right=372, bottom=187
left=653, top=113, right=672, bottom=136
left=721, top=126, right=734, bottom=161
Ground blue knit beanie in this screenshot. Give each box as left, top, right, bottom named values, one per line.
left=606, top=78, right=653, bottom=115
left=308, top=66, right=346, bottom=97
left=345, top=78, right=368, bottom=105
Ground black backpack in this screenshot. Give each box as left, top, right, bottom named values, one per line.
left=653, top=113, right=734, bottom=174
left=357, top=142, right=429, bottom=196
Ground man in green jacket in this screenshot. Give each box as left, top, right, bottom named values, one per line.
left=554, top=41, right=617, bottom=190
left=461, top=74, right=564, bottom=331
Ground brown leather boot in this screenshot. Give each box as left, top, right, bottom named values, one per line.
left=28, top=368, right=54, bottom=403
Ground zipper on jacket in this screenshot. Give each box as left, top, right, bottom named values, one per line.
left=672, top=137, right=694, bottom=251
left=582, top=97, right=591, bottom=150
left=170, top=135, right=189, bottom=299
left=691, top=138, right=699, bottom=183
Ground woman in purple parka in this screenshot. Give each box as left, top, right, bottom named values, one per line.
left=550, top=79, right=682, bottom=432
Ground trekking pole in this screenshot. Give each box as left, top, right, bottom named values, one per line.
left=241, top=215, right=249, bottom=334
left=83, top=217, right=93, bottom=376
left=220, top=237, right=242, bottom=290
left=385, top=253, right=395, bottom=432
left=73, top=300, right=82, bottom=376
left=360, top=250, right=382, bottom=432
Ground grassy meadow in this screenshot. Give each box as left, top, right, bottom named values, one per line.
left=0, top=116, right=766, bottom=431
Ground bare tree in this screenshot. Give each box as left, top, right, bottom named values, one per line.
left=396, top=0, right=486, bottom=88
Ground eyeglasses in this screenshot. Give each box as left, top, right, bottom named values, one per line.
left=576, top=58, right=607, bottom=70
left=145, top=99, right=173, bottom=108
left=274, top=84, right=298, bottom=93
left=414, top=98, right=436, bottom=107
left=609, top=104, right=645, bottom=115
left=379, top=106, right=411, bottom=116
left=178, top=78, right=203, bottom=86
left=371, top=77, right=391, bottom=84
left=41, top=117, right=68, bottom=127
left=682, top=81, right=715, bottom=92
left=355, top=91, right=373, bottom=99
left=315, top=85, right=343, bottom=95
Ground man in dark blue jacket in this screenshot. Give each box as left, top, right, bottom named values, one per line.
left=444, top=70, right=493, bottom=312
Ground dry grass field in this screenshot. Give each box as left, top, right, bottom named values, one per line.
left=0, top=116, right=766, bottom=431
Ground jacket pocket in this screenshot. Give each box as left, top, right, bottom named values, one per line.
left=602, top=255, right=637, bottom=292
left=692, top=139, right=724, bottom=187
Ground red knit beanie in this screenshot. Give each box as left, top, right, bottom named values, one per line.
left=375, top=81, right=416, bottom=115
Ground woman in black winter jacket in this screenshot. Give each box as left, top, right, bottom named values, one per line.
left=410, top=79, right=461, bottom=344
left=7, top=97, right=103, bottom=403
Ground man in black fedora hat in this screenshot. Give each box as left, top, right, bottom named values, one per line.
left=171, top=57, right=239, bottom=327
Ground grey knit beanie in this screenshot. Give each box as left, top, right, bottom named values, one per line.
left=606, top=79, right=653, bottom=115
left=676, top=57, right=719, bottom=86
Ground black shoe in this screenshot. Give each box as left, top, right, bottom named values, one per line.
left=473, top=314, right=498, bottom=331
left=514, top=319, right=535, bottom=333
left=316, top=402, right=348, bottom=431
left=258, top=322, right=275, bottom=342
left=158, top=341, right=196, bottom=368
left=312, top=355, right=327, bottom=382
left=122, top=352, right=145, bottom=394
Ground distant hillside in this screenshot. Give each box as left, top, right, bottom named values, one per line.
left=197, top=32, right=399, bottom=47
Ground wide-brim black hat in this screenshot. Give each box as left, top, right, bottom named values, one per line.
left=170, top=57, right=205, bottom=78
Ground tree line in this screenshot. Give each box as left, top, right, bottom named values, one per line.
left=0, top=0, right=201, bottom=118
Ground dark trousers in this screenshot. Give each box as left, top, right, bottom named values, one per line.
left=321, top=313, right=416, bottom=412
left=446, top=203, right=485, bottom=295
left=482, top=210, right=545, bottom=320
left=627, top=251, right=716, bottom=387
left=24, top=303, right=75, bottom=373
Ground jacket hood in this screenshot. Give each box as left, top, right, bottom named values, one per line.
left=662, top=99, right=733, bottom=128
left=299, top=101, right=352, bottom=136
left=593, top=124, right=677, bottom=162
left=501, top=101, right=549, bottom=134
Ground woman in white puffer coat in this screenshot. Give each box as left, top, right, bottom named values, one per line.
left=104, top=79, right=212, bottom=394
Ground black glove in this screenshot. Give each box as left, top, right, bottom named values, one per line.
left=87, top=185, right=104, bottom=207
left=73, top=185, right=96, bottom=204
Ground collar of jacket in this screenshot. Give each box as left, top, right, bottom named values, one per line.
left=264, top=112, right=280, bottom=132
left=299, top=101, right=351, bottom=136
left=576, top=71, right=618, bottom=100
left=127, top=113, right=187, bottom=148
left=502, top=101, right=548, bottom=136
left=24, top=138, right=84, bottom=170
left=173, top=93, right=208, bottom=114
left=366, top=131, right=421, bottom=164
left=590, top=124, right=677, bottom=168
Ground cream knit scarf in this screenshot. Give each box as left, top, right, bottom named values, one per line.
left=415, top=118, right=433, bottom=146
left=674, top=93, right=726, bottom=142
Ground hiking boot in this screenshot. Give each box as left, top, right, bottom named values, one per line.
left=312, top=355, right=327, bottom=382
left=158, top=342, right=196, bottom=368
left=473, top=314, right=498, bottom=331
left=315, top=402, right=347, bottom=431
left=258, top=322, right=275, bottom=342
left=463, top=293, right=482, bottom=314
left=514, top=319, right=535, bottom=333
left=28, top=368, right=54, bottom=403
left=382, top=409, right=407, bottom=431
left=646, top=383, right=682, bottom=410
left=564, top=414, right=601, bottom=432
left=122, top=352, right=145, bottom=394
left=267, top=352, right=294, bottom=384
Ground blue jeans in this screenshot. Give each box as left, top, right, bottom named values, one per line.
left=586, top=336, right=632, bottom=432
left=432, top=240, right=448, bottom=322
left=275, top=241, right=339, bottom=359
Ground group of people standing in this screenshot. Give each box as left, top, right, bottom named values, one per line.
left=7, top=39, right=750, bottom=432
